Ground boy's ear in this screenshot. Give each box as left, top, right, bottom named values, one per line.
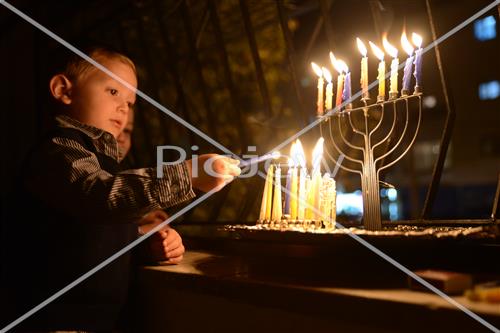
left=49, top=74, right=73, bottom=105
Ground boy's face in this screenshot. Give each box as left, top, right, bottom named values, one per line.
left=69, top=58, right=137, bottom=138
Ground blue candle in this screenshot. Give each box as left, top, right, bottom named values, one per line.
left=412, top=33, right=423, bottom=92
left=401, top=32, right=414, bottom=94
left=342, top=70, right=352, bottom=102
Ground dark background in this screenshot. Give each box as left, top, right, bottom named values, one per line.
left=1, top=0, right=499, bottom=224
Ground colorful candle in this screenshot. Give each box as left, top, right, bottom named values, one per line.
left=304, top=174, right=313, bottom=220
left=322, top=67, right=333, bottom=110
left=311, top=62, right=324, bottom=116
left=289, top=142, right=299, bottom=220
left=283, top=143, right=296, bottom=215
left=296, top=139, right=307, bottom=220
left=383, top=36, right=399, bottom=99
left=412, top=32, right=423, bottom=93
left=330, top=53, right=347, bottom=107
left=342, top=67, right=352, bottom=106
left=311, top=137, right=324, bottom=220
left=259, top=164, right=271, bottom=221
left=401, top=31, right=415, bottom=95
left=271, top=166, right=282, bottom=222
left=357, top=38, right=369, bottom=100
left=262, top=164, right=274, bottom=221
left=369, top=41, right=385, bottom=102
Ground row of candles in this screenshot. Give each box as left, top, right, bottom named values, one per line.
left=312, top=32, right=423, bottom=116
left=259, top=138, right=336, bottom=226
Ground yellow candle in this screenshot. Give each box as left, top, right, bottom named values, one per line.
left=311, top=63, right=324, bottom=116
left=357, top=38, right=369, bottom=100
left=322, top=67, right=333, bottom=110
left=305, top=174, right=313, bottom=220
left=271, top=166, right=282, bottom=222
left=264, top=165, right=274, bottom=220
left=335, top=73, right=344, bottom=107
left=290, top=167, right=298, bottom=220
left=383, top=36, right=399, bottom=99
left=298, top=167, right=307, bottom=220
left=369, top=41, right=385, bottom=102
left=259, top=165, right=271, bottom=221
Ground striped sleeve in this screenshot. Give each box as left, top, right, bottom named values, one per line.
left=26, top=137, right=195, bottom=224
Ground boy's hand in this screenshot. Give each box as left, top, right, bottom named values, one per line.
left=138, top=209, right=185, bottom=264
left=186, top=154, right=241, bottom=192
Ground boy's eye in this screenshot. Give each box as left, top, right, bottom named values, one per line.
left=109, top=89, right=118, bottom=96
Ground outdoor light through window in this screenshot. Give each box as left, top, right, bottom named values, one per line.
left=478, top=80, right=500, bottom=100
left=474, top=15, right=496, bottom=41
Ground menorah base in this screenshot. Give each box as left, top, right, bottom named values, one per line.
left=257, top=219, right=336, bottom=232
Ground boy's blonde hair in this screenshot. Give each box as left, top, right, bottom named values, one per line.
left=64, top=47, right=136, bottom=83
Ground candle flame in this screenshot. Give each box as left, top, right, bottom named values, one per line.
left=312, top=137, right=324, bottom=171
left=369, top=41, right=384, bottom=61
left=322, top=67, right=332, bottom=82
left=401, top=31, right=414, bottom=56
left=311, top=62, right=323, bottom=77
left=333, top=59, right=347, bottom=74
left=382, top=35, right=398, bottom=58
left=289, top=143, right=296, bottom=167
left=412, top=32, right=423, bottom=48
left=357, top=38, right=367, bottom=57
left=295, top=139, right=306, bottom=168
left=329, top=52, right=337, bottom=68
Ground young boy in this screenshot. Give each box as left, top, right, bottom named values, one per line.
left=117, top=108, right=185, bottom=265
left=2, top=47, right=240, bottom=331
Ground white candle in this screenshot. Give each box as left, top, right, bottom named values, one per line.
left=311, top=62, right=324, bottom=116
left=322, top=67, right=333, bottom=110
left=369, top=41, right=385, bottom=102
left=357, top=38, right=369, bottom=100
left=412, top=32, right=423, bottom=93
left=296, top=139, right=307, bottom=221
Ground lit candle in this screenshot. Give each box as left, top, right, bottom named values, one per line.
left=289, top=142, right=299, bottom=220
left=283, top=143, right=295, bottom=216
left=296, top=140, right=307, bottom=221
left=322, top=67, right=333, bottom=110
left=383, top=36, right=399, bottom=99
left=330, top=52, right=346, bottom=108
left=264, top=164, right=274, bottom=221
left=259, top=164, right=272, bottom=222
left=311, top=62, right=324, bottom=116
left=401, top=31, right=415, bottom=95
left=342, top=65, right=352, bottom=108
left=320, top=173, right=331, bottom=223
left=369, top=41, right=385, bottom=102
left=412, top=32, right=423, bottom=93
left=305, top=174, right=313, bottom=220
left=357, top=38, right=369, bottom=100
left=311, top=137, right=324, bottom=221
left=271, top=166, right=282, bottom=222
left=328, top=176, right=337, bottom=226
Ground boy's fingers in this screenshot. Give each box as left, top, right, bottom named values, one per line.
left=166, top=244, right=185, bottom=259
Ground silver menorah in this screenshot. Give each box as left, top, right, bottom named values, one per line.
left=321, top=93, right=423, bottom=230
